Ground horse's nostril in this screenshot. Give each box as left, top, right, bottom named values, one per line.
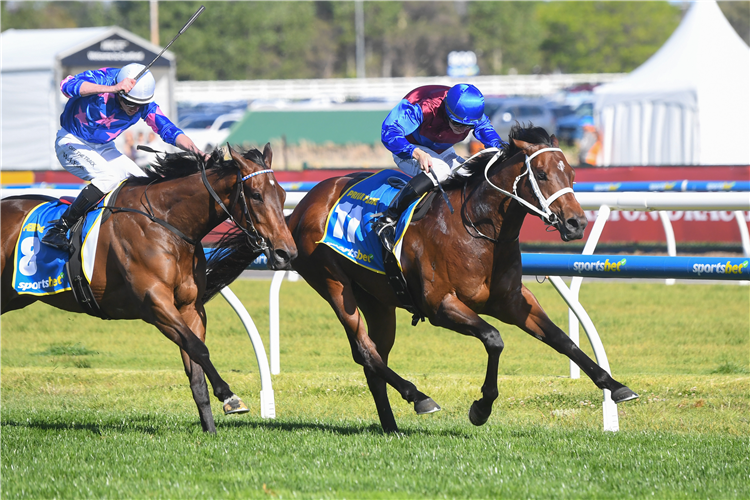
left=274, top=249, right=290, bottom=264
left=566, top=217, right=580, bottom=229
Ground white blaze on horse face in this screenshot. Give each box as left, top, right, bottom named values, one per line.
left=557, top=160, right=565, bottom=172
left=269, top=178, right=275, bottom=186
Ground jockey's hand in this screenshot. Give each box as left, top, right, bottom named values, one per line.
left=113, top=78, right=137, bottom=94
left=175, top=134, right=209, bottom=160
left=413, top=148, right=433, bottom=173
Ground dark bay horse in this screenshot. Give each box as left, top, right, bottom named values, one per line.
left=1, top=144, right=297, bottom=433
left=286, top=125, right=638, bottom=432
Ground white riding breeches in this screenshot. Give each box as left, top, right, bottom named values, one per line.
left=55, top=128, right=148, bottom=192
left=393, top=146, right=471, bottom=187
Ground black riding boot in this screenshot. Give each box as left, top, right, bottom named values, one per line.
left=372, top=172, right=434, bottom=252
left=41, top=184, right=105, bottom=251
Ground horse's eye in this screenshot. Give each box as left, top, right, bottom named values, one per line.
left=536, top=171, right=547, bottom=181
left=251, top=192, right=263, bottom=202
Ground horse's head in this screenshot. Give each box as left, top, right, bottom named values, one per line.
left=228, top=144, right=297, bottom=269
left=512, top=135, right=587, bottom=241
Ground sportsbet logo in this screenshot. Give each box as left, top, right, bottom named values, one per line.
left=573, top=258, right=627, bottom=273
left=17, top=272, right=65, bottom=292
left=693, top=260, right=749, bottom=276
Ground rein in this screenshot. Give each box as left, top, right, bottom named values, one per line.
left=103, top=159, right=275, bottom=249
left=199, top=161, right=274, bottom=253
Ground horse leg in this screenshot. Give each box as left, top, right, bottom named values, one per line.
left=303, top=269, right=437, bottom=425
left=501, top=285, right=638, bottom=403
left=142, top=287, right=237, bottom=406
left=352, top=285, right=402, bottom=433
left=179, top=305, right=218, bottom=433
left=432, top=294, right=504, bottom=426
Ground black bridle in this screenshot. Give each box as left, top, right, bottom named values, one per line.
left=104, top=156, right=274, bottom=252
left=199, top=160, right=273, bottom=254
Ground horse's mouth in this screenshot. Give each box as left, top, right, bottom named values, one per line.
left=265, top=246, right=297, bottom=270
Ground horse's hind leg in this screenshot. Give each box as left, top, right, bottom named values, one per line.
left=503, top=286, right=638, bottom=403
left=432, top=294, right=504, bottom=426
left=301, top=267, right=435, bottom=429
left=354, top=285, right=419, bottom=433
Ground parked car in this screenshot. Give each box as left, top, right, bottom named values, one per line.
left=489, top=98, right=557, bottom=141
left=180, top=111, right=245, bottom=153
left=556, top=100, right=594, bottom=146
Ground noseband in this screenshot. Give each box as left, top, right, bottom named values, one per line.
left=200, top=161, right=274, bottom=253
left=483, top=147, right=574, bottom=226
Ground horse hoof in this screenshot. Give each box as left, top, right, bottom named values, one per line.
left=611, top=386, right=639, bottom=404
left=223, top=395, right=250, bottom=415
left=414, top=397, right=441, bottom=415
left=468, top=400, right=490, bottom=426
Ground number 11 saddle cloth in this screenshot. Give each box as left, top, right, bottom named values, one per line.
left=318, top=170, right=427, bottom=274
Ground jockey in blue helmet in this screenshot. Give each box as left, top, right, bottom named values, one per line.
left=374, top=83, right=507, bottom=251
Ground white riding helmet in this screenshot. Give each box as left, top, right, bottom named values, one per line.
left=116, top=63, right=155, bottom=104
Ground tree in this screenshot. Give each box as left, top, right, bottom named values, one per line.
left=537, top=2, right=682, bottom=73
left=467, top=2, right=544, bottom=75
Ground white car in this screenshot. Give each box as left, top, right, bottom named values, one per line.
left=181, top=111, right=245, bottom=153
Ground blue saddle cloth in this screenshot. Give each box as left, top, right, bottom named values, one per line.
left=12, top=200, right=104, bottom=296
left=318, top=170, right=426, bottom=274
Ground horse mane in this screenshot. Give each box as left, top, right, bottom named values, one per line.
left=130, top=148, right=268, bottom=183
left=457, top=123, right=554, bottom=185
left=202, top=228, right=263, bottom=303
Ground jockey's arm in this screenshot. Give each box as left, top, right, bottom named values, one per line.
left=175, top=133, right=208, bottom=160
left=78, top=79, right=136, bottom=97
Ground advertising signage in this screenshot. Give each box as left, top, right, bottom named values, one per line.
left=60, top=34, right=169, bottom=67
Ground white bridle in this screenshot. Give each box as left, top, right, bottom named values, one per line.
left=480, top=147, right=575, bottom=225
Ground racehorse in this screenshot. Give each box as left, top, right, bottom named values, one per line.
left=285, top=124, right=638, bottom=432
left=0, top=144, right=297, bottom=433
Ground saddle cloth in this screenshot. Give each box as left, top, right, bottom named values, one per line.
left=12, top=189, right=117, bottom=296
left=318, top=170, right=427, bottom=273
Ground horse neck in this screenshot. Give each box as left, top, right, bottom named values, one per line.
left=148, top=169, right=236, bottom=243
left=465, top=158, right=528, bottom=244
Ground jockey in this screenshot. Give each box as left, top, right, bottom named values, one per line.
left=373, top=83, right=508, bottom=251
left=41, top=63, right=206, bottom=251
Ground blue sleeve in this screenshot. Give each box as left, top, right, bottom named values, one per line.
left=60, top=68, right=115, bottom=98
left=473, top=115, right=508, bottom=149
left=381, top=99, right=423, bottom=160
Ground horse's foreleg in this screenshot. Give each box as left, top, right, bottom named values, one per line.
left=180, top=351, right=215, bottom=433
left=433, top=294, right=504, bottom=426
left=179, top=305, right=217, bottom=433
left=511, top=286, right=638, bottom=403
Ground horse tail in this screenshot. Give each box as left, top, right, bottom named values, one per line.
left=202, top=229, right=262, bottom=303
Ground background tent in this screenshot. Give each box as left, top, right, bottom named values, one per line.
left=1, top=27, right=176, bottom=170
left=594, top=0, right=750, bottom=166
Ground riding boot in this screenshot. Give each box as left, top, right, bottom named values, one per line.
left=41, top=184, right=105, bottom=251
left=372, top=172, right=435, bottom=252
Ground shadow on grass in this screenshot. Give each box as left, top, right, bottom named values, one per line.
left=1, top=414, right=472, bottom=439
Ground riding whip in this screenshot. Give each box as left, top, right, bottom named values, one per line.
left=131, top=5, right=205, bottom=83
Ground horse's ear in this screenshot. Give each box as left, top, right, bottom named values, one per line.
left=262, top=142, right=273, bottom=169
left=228, top=144, right=243, bottom=165
left=550, top=134, right=559, bottom=148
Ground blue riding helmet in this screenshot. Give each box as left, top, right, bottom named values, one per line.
left=445, top=84, right=485, bottom=126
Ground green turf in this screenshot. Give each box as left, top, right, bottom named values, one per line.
left=2, top=280, right=749, bottom=498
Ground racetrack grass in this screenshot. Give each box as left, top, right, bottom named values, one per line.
left=2, top=280, right=748, bottom=498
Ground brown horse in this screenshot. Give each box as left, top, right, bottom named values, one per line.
left=0, top=144, right=297, bottom=433
left=285, top=124, right=638, bottom=432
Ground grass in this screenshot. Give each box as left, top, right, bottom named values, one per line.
left=1, top=279, right=749, bottom=498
